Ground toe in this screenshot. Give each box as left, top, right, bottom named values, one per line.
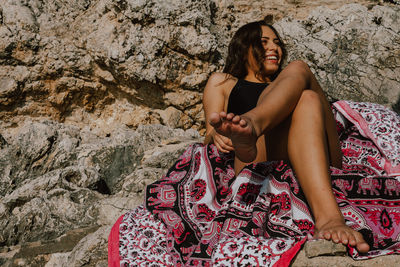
left=239, top=118, right=248, bottom=127
left=323, top=231, right=332, bottom=240
left=357, top=242, right=370, bottom=253
left=348, top=234, right=357, bottom=247
left=232, top=115, right=241, bottom=123
left=331, top=232, right=339, bottom=243
left=340, top=232, right=349, bottom=245
left=354, top=233, right=370, bottom=253
left=209, top=112, right=221, bottom=126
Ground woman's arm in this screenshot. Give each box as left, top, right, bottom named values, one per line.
left=202, top=73, right=235, bottom=153
left=203, top=73, right=225, bottom=142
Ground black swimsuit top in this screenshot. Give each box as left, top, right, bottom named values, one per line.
left=227, top=79, right=269, bottom=115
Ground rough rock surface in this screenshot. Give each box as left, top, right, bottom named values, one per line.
left=0, top=0, right=399, bottom=136
left=0, top=121, right=200, bottom=266
left=0, top=0, right=399, bottom=266
left=275, top=4, right=400, bottom=105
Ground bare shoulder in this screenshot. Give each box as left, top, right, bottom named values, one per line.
left=205, top=72, right=237, bottom=95
left=207, top=72, right=237, bottom=85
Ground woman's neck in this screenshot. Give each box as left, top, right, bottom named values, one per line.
left=244, top=72, right=271, bottom=83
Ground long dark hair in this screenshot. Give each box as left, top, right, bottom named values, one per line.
left=223, top=19, right=286, bottom=82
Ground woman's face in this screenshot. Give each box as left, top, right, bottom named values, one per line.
left=247, top=25, right=283, bottom=80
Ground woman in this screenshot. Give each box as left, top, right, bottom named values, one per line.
left=112, top=18, right=400, bottom=267
left=202, top=20, right=370, bottom=253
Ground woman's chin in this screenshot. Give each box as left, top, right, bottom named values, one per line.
left=264, top=62, right=279, bottom=71
left=264, top=67, right=279, bottom=77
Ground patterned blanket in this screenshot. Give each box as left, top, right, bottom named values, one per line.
left=108, top=101, right=400, bottom=266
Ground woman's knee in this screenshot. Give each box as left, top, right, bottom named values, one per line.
left=298, top=90, right=323, bottom=111
left=279, top=60, right=312, bottom=86
left=284, top=60, right=311, bottom=75
left=292, top=90, right=324, bottom=124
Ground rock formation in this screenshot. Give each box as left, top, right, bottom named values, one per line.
left=0, top=0, right=399, bottom=135
left=0, top=121, right=200, bottom=266
left=0, top=0, right=399, bottom=265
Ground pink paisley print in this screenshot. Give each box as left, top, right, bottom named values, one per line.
left=212, top=233, right=307, bottom=267
left=118, top=205, right=175, bottom=266
left=334, top=100, right=400, bottom=175
left=110, top=101, right=400, bottom=266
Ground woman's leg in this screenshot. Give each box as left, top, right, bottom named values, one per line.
left=209, top=61, right=311, bottom=163
left=280, top=90, right=368, bottom=252
left=210, top=61, right=335, bottom=163
left=209, top=61, right=369, bottom=252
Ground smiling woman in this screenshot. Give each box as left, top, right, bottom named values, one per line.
left=222, top=21, right=286, bottom=84
left=108, top=16, right=400, bottom=267
left=202, top=19, right=369, bottom=253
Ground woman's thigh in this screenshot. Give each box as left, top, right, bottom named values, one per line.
left=265, top=116, right=291, bottom=161
left=264, top=90, right=341, bottom=167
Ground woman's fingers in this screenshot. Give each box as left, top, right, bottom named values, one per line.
left=220, top=134, right=233, bottom=147
left=209, top=111, right=241, bottom=153
left=214, top=134, right=234, bottom=152
left=215, top=141, right=233, bottom=152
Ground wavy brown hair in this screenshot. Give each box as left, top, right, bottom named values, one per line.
left=223, top=19, right=286, bottom=82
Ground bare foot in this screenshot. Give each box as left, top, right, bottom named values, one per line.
left=315, top=219, right=370, bottom=253
left=209, top=111, right=258, bottom=163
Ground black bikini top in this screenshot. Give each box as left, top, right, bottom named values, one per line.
left=227, top=79, right=269, bottom=115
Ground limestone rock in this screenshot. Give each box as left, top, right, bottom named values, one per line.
left=304, top=240, right=347, bottom=258
left=63, top=226, right=110, bottom=267
left=0, top=1, right=400, bottom=266
left=274, top=4, right=400, bottom=107
left=45, top=253, right=70, bottom=267
left=120, top=167, right=167, bottom=197
left=96, top=196, right=144, bottom=225
left=292, top=249, right=400, bottom=267
left=1, top=0, right=399, bottom=132
left=0, top=119, right=200, bottom=260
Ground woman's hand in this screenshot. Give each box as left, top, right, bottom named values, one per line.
left=202, top=72, right=237, bottom=153
left=213, top=132, right=234, bottom=153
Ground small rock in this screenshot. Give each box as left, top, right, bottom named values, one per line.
left=304, top=239, right=347, bottom=258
